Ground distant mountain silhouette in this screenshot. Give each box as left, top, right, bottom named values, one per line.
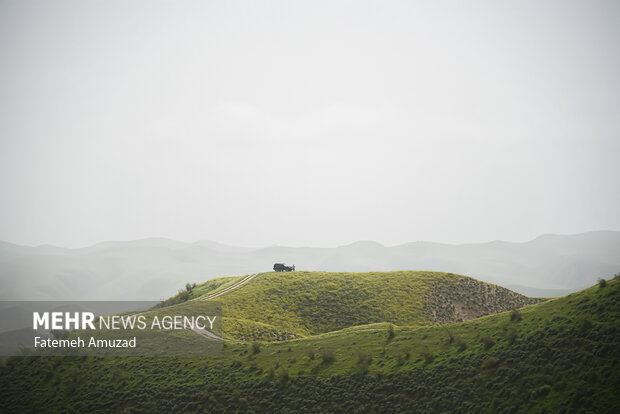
left=0, top=231, right=618, bottom=300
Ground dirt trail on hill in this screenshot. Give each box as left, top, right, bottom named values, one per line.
left=187, top=272, right=261, bottom=341
left=172, top=320, right=224, bottom=341
left=129, top=273, right=261, bottom=342
left=199, top=273, right=260, bottom=300
left=171, top=273, right=261, bottom=341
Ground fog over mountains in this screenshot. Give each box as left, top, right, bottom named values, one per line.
left=1, top=231, right=618, bottom=300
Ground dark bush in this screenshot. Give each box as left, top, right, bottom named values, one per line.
left=277, top=368, right=289, bottom=382
left=445, top=328, right=455, bottom=344
left=578, top=318, right=592, bottom=332
left=356, top=350, right=372, bottom=365
left=178, top=290, right=190, bottom=302
left=354, top=350, right=372, bottom=374
left=481, top=356, right=500, bottom=371
left=421, top=350, right=434, bottom=364
left=480, top=336, right=495, bottom=350
left=320, top=348, right=335, bottom=365
left=505, top=326, right=517, bottom=345
left=530, top=384, right=551, bottom=400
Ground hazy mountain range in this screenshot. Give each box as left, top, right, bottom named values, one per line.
left=1, top=231, right=618, bottom=300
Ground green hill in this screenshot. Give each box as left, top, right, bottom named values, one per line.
left=184, top=271, right=543, bottom=341
left=1, top=273, right=618, bottom=412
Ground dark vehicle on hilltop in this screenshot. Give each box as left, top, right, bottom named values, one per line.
left=273, top=263, right=295, bottom=272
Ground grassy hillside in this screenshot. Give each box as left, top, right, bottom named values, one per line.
left=1, top=274, right=617, bottom=412
left=191, top=271, right=542, bottom=340
left=153, top=274, right=247, bottom=308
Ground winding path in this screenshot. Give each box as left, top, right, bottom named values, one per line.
left=173, top=320, right=225, bottom=341
left=186, top=273, right=261, bottom=341
left=134, top=273, right=262, bottom=342
left=199, top=273, right=260, bottom=301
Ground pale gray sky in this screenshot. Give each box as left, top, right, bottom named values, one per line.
left=1, top=0, right=619, bottom=248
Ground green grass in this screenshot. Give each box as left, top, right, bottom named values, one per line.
left=1, top=273, right=618, bottom=412
left=192, top=275, right=248, bottom=297
left=196, top=271, right=541, bottom=340
left=205, top=275, right=615, bottom=380
left=153, top=274, right=247, bottom=308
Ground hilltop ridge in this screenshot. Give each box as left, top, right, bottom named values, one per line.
left=170, top=271, right=544, bottom=341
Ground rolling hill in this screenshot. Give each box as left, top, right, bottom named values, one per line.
left=1, top=272, right=618, bottom=412
left=175, top=271, right=544, bottom=341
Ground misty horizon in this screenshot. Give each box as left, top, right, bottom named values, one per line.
left=2, top=230, right=619, bottom=301
left=2, top=0, right=619, bottom=249
left=2, top=229, right=619, bottom=250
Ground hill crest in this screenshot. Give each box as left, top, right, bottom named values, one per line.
left=174, top=270, right=544, bottom=341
